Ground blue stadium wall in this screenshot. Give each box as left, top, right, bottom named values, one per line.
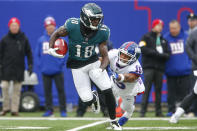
left=0, top=0, right=196, bottom=106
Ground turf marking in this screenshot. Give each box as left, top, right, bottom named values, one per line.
left=66, top=120, right=108, bottom=131
left=0, top=117, right=196, bottom=121
left=0, top=126, right=50, bottom=130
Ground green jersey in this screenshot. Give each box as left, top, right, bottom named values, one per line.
left=64, top=18, right=110, bottom=68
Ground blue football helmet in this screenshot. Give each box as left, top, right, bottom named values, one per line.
left=118, top=41, right=141, bottom=67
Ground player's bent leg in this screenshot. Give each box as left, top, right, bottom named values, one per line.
left=169, top=90, right=197, bottom=124
left=89, top=69, right=112, bottom=91
left=118, top=96, right=135, bottom=126
left=102, top=88, right=116, bottom=119
left=118, top=105, right=135, bottom=126
left=180, top=91, right=197, bottom=111
left=89, top=61, right=121, bottom=130
left=102, top=88, right=122, bottom=130
left=71, top=68, right=93, bottom=104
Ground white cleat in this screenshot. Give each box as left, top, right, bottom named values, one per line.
left=169, top=114, right=179, bottom=124
left=110, top=120, right=122, bottom=130
left=169, top=107, right=184, bottom=124
left=92, top=90, right=100, bottom=114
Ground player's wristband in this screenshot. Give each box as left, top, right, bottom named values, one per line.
left=119, top=74, right=125, bottom=82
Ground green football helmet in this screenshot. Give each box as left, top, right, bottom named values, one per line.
left=80, top=3, right=103, bottom=30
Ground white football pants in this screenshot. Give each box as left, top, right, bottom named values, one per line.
left=71, top=60, right=111, bottom=102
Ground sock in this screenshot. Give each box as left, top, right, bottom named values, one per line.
left=102, top=88, right=116, bottom=120
left=175, top=107, right=184, bottom=118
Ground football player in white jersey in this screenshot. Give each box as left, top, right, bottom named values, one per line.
left=107, top=41, right=145, bottom=126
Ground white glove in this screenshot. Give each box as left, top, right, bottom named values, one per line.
left=91, top=68, right=103, bottom=79
left=47, top=48, right=65, bottom=58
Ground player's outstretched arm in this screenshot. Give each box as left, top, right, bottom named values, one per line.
left=112, top=72, right=139, bottom=83
left=119, top=73, right=139, bottom=83
left=49, top=26, right=68, bottom=48
left=99, top=41, right=109, bottom=71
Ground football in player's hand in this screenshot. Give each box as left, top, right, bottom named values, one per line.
left=54, top=39, right=68, bottom=55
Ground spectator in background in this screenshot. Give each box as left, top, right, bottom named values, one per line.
left=186, top=13, right=197, bottom=117
left=0, top=17, right=33, bottom=116
left=164, top=20, right=192, bottom=117
left=35, top=16, right=67, bottom=117
left=187, top=13, right=197, bottom=35
left=139, top=19, right=170, bottom=117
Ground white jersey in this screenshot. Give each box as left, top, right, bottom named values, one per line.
left=108, top=49, right=145, bottom=96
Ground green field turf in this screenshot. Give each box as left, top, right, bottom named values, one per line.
left=0, top=111, right=196, bottom=131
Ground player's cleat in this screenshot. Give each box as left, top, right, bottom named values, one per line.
left=42, top=110, right=54, bottom=117
left=60, top=111, right=67, bottom=117
left=118, top=116, right=128, bottom=126
left=166, top=112, right=173, bottom=117
left=169, top=114, right=179, bottom=123
left=92, top=90, right=100, bottom=114
left=169, top=107, right=184, bottom=123
left=110, top=120, right=122, bottom=130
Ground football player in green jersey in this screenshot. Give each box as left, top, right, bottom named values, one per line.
left=48, top=3, right=122, bottom=130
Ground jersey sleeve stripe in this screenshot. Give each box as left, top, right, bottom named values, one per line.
left=129, top=71, right=141, bottom=77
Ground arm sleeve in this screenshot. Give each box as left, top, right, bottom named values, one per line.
left=103, top=28, right=110, bottom=42
left=25, top=37, right=33, bottom=67
left=99, top=25, right=110, bottom=43
left=128, top=62, right=143, bottom=76
left=34, top=39, right=41, bottom=67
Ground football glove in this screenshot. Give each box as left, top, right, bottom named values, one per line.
left=91, top=68, right=103, bottom=79
left=107, top=66, right=119, bottom=81
left=111, top=72, right=119, bottom=83
left=47, top=48, right=65, bottom=58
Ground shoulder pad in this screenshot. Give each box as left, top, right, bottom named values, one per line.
left=99, top=24, right=110, bottom=41
left=64, top=18, right=80, bottom=33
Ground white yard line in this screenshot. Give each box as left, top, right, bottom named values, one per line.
left=0, top=126, right=50, bottom=130
left=0, top=117, right=196, bottom=121
left=66, top=120, right=108, bottom=131
left=106, top=126, right=197, bottom=130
